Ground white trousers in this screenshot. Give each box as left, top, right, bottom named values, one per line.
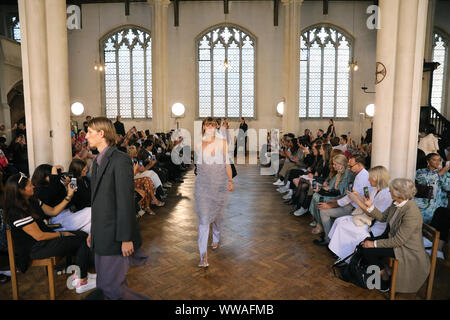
left=50, top=207, right=91, bottom=234
left=198, top=218, right=223, bottom=261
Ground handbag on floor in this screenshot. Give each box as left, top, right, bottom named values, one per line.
left=333, top=244, right=372, bottom=289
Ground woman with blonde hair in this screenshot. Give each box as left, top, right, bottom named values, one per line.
left=348, top=178, right=430, bottom=293
left=309, top=154, right=354, bottom=234
left=328, top=166, right=392, bottom=262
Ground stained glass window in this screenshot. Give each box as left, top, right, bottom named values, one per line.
left=299, top=26, right=352, bottom=118
left=101, top=27, right=152, bottom=119
left=431, top=31, right=448, bottom=113
left=197, top=25, right=255, bottom=118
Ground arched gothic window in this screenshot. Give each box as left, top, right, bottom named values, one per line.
left=431, top=30, right=449, bottom=113
left=299, top=25, right=352, bottom=118
left=101, top=26, right=152, bottom=119
left=197, top=25, right=255, bottom=118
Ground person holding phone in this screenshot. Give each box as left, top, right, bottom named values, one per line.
left=31, top=164, right=91, bottom=233
left=3, top=173, right=96, bottom=293
left=86, top=117, right=148, bottom=300
left=314, top=155, right=370, bottom=246
left=328, top=166, right=392, bottom=261
left=414, top=153, right=450, bottom=224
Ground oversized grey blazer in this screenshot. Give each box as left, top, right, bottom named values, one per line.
left=367, top=200, right=430, bottom=293
left=90, top=146, right=142, bottom=256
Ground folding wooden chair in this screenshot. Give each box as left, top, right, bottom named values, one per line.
left=389, top=223, right=440, bottom=300
left=6, top=228, right=57, bottom=300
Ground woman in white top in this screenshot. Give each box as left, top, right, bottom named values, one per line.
left=328, top=166, right=392, bottom=261
left=418, top=125, right=439, bottom=155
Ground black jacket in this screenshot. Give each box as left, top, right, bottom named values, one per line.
left=114, top=121, right=126, bottom=136
left=90, top=147, right=142, bottom=256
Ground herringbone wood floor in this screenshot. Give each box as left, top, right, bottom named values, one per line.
left=1, top=164, right=449, bottom=300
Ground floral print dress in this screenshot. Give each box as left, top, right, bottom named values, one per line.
left=414, top=168, right=450, bottom=224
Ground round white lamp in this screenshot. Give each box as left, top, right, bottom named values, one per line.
left=365, top=104, right=375, bottom=117
left=171, top=103, right=185, bottom=117
left=276, top=101, right=284, bottom=116
left=71, top=102, right=84, bottom=116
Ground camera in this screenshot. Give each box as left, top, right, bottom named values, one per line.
left=132, top=158, right=138, bottom=165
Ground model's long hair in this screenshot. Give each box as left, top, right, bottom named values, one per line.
left=3, top=174, right=36, bottom=226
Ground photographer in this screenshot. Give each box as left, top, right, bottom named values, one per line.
left=31, top=164, right=91, bottom=233
left=10, top=134, right=28, bottom=175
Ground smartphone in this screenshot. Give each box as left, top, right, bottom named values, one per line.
left=364, top=186, right=370, bottom=200
left=312, top=180, right=317, bottom=189
left=70, top=178, right=77, bottom=189
left=152, top=155, right=156, bottom=161
left=132, top=158, right=138, bottom=164
left=47, top=223, right=62, bottom=229
left=348, top=182, right=353, bottom=191
left=57, top=168, right=62, bottom=175
left=446, top=161, right=450, bottom=167
left=139, top=161, right=143, bottom=166
left=319, top=196, right=324, bottom=203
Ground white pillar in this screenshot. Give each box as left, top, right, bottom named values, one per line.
left=18, top=0, right=52, bottom=173
left=45, top=0, right=72, bottom=170
left=149, top=0, right=170, bottom=132
left=372, top=0, right=400, bottom=170
left=281, top=0, right=302, bottom=136
left=372, top=0, right=428, bottom=179
left=421, top=0, right=436, bottom=106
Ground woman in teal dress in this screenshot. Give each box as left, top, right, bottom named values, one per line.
left=414, top=153, right=450, bottom=224
left=309, top=154, right=355, bottom=233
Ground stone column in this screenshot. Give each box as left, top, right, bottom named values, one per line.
left=18, top=0, right=52, bottom=173
left=45, top=0, right=72, bottom=170
left=371, top=0, right=400, bottom=170
left=149, top=0, right=170, bottom=132
left=421, top=0, right=436, bottom=106
left=281, top=0, right=303, bottom=136
left=372, top=0, right=428, bottom=179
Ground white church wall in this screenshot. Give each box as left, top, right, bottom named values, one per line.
left=68, top=1, right=376, bottom=142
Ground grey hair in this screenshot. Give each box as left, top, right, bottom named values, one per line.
left=389, top=178, right=417, bottom=200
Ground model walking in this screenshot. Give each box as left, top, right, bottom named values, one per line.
left=195, top=117, right=234, bottom=268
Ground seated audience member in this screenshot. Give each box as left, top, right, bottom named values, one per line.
left=333, top=135, right=348, bottom=153
left=330, top=136, right=340, bottom=148
left=350, top=178, right=430, bottom=293
left=414, top=153, right=450, bottom=224
left=3, top=173, right=96, bottom=293
left=291, top=144, right=332, bottom=216
left=141, top=140, right=171, bottom=187
left=418, top=124, right=439, bottom=155
left=132, top=162, right=164, bottom=217
left=309, top=154, right=354, bottom=238
left=127, top=146, right=167, bottom=202
left=273, top=134, right=295, bottom=186
left=68, top=159, right=91, bottom=212
left=328, top=166, right=392, bottom=261
left=314, top=155, right=370, bottom=246
left=277, top=138, right=307, bottom=198
left=429, top=196, right=450, bottom=259
left=10, top=134, right=29, bottom=175
left=73, top=140, right=96, bottom=169
left=31, top=164, right=91, bottom=233
left=416, top=148, right=427, bottom=170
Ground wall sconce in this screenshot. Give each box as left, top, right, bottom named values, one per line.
left=71, top=102, right=84, bottom=116
left=171, top=103, right=185, bottom=129
left=365, top=104, right=375, bottom=117
left=276, top=99, right=285, bottom=117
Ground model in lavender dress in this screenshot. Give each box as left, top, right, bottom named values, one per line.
left=195, top=118, right=234, bottom=267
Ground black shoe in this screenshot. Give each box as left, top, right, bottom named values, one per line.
left=377, top=279, right=391, bottom=293
left=173, top=178, right=184, bottom=183
left=313, top=239, right=329, bottom=246
left=284, top=200, right=294, bottom=205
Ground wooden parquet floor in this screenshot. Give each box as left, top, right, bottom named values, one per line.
left=1, top=164, right=449, bottom=300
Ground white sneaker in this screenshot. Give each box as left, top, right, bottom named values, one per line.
left=310, top=221, right=317, bottom=227
left=293, top=207, right=307, bottom=216
left=0, top=270, right=11, bottom=276
left=282, top=190, right=293, bottom=200
left=76, top=277, right=96, bottom=294
left=277, top=186, right=290, bottom=193
left=273, top=179, right=284, bottom=186
left=71, top=273, right=97, bottom=288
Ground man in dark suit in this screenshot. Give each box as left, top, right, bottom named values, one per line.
left=114, top=115, right=126, bottom=137
left=86, top=117, right=148, bottom=300
left=234, top=117, right=248, bottom=157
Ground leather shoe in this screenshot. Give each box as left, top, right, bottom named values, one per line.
left=284, top=200, right=294, bottom=205
left=313, top=239, right=329, bottom=246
